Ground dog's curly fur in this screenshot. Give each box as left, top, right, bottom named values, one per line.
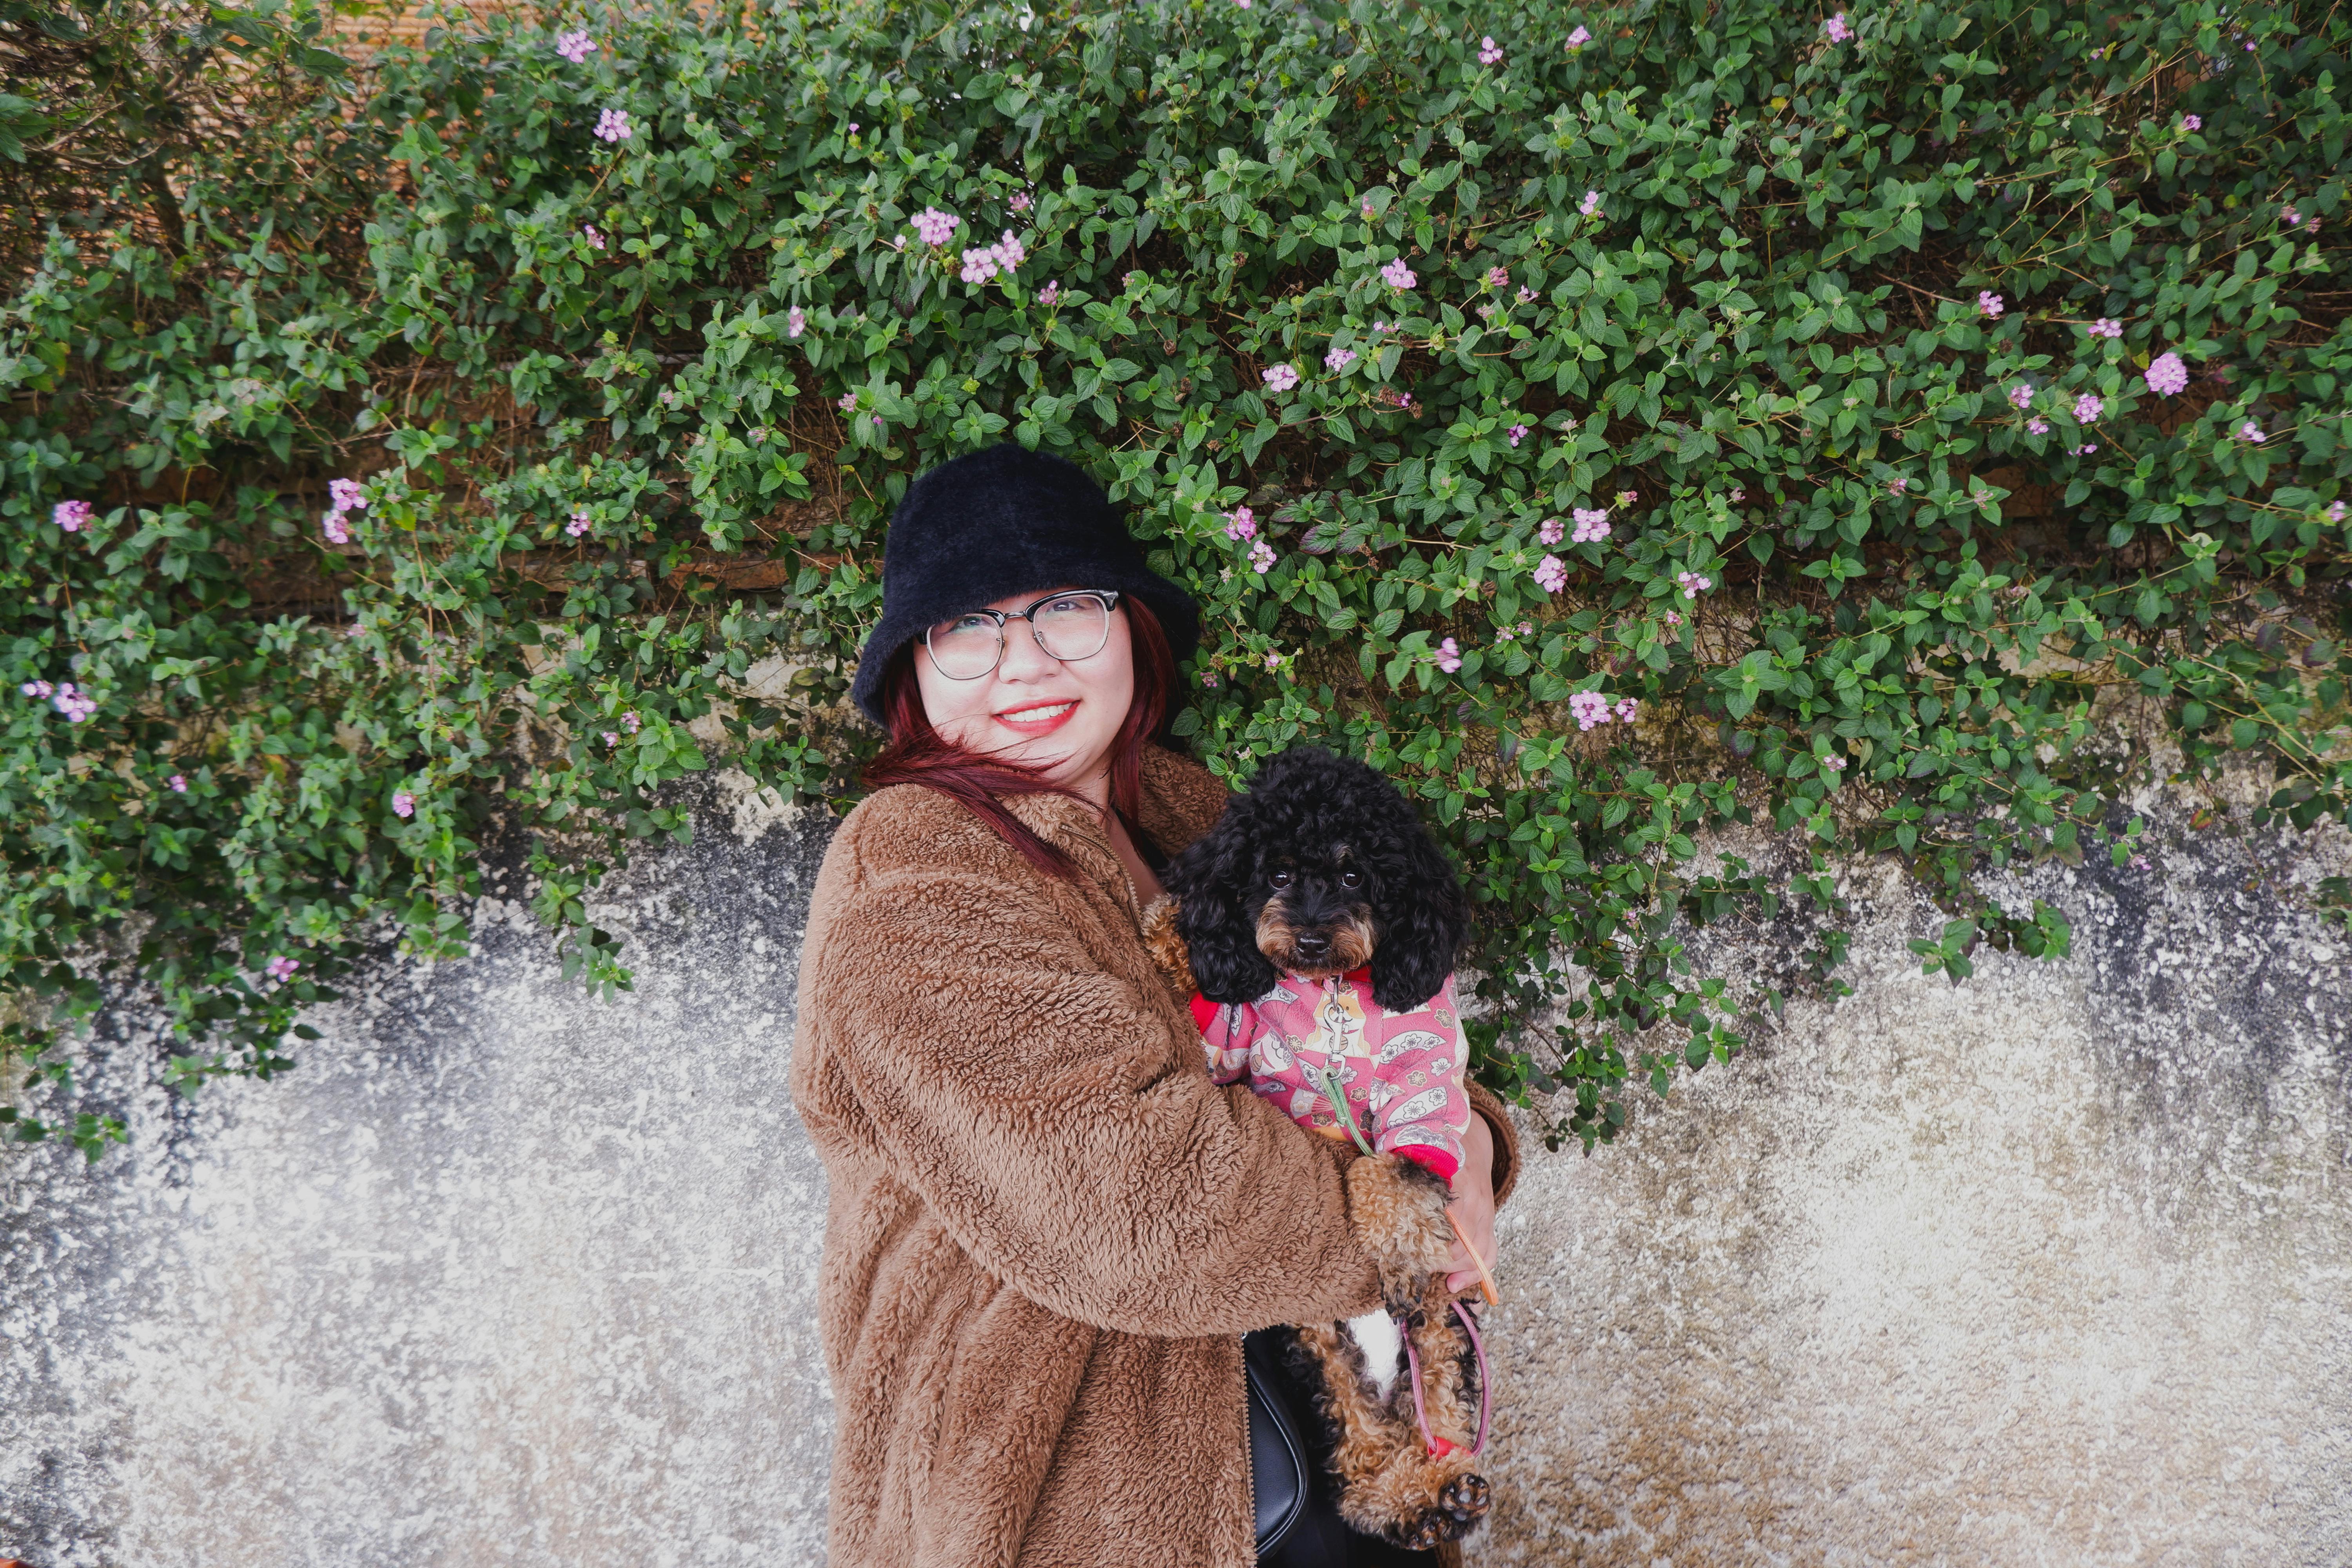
left=1151, top=746, right=1492, bottom=1548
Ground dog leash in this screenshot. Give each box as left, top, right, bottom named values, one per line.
left=1398, top=1299, right=1492, bottom=1459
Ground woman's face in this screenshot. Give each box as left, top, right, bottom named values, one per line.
left=915, top=585, right=1136, bottom=799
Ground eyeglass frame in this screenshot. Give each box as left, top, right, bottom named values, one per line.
left=919, top=588, right=1125, bottom=681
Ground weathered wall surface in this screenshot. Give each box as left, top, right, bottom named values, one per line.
left=4, top=777, right=2347, bottom=1566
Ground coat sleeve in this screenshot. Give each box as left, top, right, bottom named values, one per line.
left=806, top=860, right=1383, bottom=1338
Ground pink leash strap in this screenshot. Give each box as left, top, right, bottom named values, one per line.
left=1398, top=1300, right=1492, bottom=1459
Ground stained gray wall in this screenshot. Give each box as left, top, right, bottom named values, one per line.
left=3, top=775, right=2347, bottom=1566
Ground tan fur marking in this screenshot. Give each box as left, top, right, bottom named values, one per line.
left=1138, top=896, right=1196, bottom=1003
left=1253, top=895, right=1376, bottom=976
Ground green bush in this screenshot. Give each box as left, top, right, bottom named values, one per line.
left=5, top=0, right=2347, bottom=1156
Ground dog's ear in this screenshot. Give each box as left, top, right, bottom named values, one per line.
left=1163, top=821, right=1280, bottom=1005
left=1368, top=806, right=1466, bottom=1014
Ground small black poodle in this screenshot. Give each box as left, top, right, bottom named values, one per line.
left=1140, top=746, right=1495, bottom=1551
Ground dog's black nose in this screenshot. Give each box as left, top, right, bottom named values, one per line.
left=1293, top=933, right=1332, bottom=960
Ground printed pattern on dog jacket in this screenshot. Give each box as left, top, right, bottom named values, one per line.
left=1193, top=971, right=1472, bottom=1182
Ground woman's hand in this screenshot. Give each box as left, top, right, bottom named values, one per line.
left=1445, top=1112, right=1498, bottom=1297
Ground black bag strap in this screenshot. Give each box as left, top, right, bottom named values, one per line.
left=1244, top=1331, right=1308, bottom=1555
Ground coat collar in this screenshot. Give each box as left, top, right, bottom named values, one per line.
left=997, top=746, right=1229, bottom=911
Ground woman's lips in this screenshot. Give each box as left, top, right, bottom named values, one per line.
left=994, top=699, right=1078, bottom=736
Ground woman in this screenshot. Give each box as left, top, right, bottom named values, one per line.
left=789, top=444, right=1517, bottom=1567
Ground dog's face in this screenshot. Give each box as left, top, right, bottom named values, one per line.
left=1163, top=747, right=1466, bottom=1013
left=1253, top=840, right=1378, bottom=978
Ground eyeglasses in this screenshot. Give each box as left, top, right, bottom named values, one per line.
left=922, top=590, right=1123, bottom=681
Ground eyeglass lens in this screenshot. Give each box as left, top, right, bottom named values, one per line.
left=926, top=594, right=1112, bottom=679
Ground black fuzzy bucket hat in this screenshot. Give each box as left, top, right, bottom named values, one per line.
left=850, top=443, right=1200, bottom=725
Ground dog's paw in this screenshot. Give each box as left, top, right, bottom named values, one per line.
left=1138, top=896, right=1196, bottom=1003
left=1345, top=1152, right=1455, bottom=1309
left=1391, top=1473, right=1491, bottom=1549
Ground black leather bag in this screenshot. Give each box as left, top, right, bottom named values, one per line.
left=1245, top=1330, right=1308, bottom=1555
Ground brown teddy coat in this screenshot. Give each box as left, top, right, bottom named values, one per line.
left=790, top=746, right=1519, bottom=1568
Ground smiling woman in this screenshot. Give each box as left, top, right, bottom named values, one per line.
left=790, top=443, right=1518, bottom=1568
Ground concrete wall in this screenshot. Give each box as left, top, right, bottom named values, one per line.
left=4, top=776, right=2347, bottom=1566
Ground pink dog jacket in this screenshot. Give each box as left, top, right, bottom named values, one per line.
left=1191, top=970, right=1471, bottom=1183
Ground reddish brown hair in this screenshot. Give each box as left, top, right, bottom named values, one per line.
left=861, top=598, right=1178, bottom=878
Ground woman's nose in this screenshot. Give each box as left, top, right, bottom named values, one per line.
left=996, top=617, right=1059, bottom=680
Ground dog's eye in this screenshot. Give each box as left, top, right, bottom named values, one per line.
left=1269, top=870, right=1293, bottom=889
left=1339, top=870, right=1362, bottom=889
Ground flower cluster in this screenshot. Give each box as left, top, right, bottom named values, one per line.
left=1248, top=540, right=1277, bottom=574
left=1495, top=620, right=1535, bottom=642
left=392, top=790, right=417, bottom=818
left=581, top=224, right=605, bottom=250
left=1820, top=754, right=1848, bottom=772
left=1380, top=257, right=1416, bottom=289
left=1538, top=517, right=1565, bottom=545
left=1036, top=280, right=1060, bottom=307
left=2007, top=383, right=2034, bottom=410
left=321, top=475, right=367, bottom=544
left=1263, top=363, right=1300, bottom=392
left=1433, top=637, right=1463, bottom=673
left=1569, top=691, right=1636, bottom=730
left=168, top=774, right=188, bottom=793
left=2073, top=393, right=2104, bottom=423
left=787, top=306, right=807, bottom=338
left=1533, top=554, right=1568, bottom=592
left=2145, top=352, right=2190, bottom=396
left=1977, top=290, right=2004, bottom=318
left=1570, top=507, right=1612, bottom=543
left=1578, top=189, right=1601, bottom=218
left=566, top=511, right=593, bottom=538
left=265, top=957, right=301, bottom=983
left=2238, top=421, right=2265, bottom=444
left=913, top=207, right=960, bottom=246
left=2027, top=417, right=2051, bottom=435
left=2180, top=114, right=2202, bottom=131
left=1675, top=569, right=1713, bottom=598
left=1324, top=347, right=1356, bottom=371
left=1565, top=24, right=1590, bottom=49
left=22, top=680, right=96, bottom=722
left=53, top=499, right=93, bottom=532
left=1223, top=505, right=1258, bottom=541
left=2088, top=318, right=2123, bottom=338
left=960, top=230, right=1025, bottom=284
left=1507, top=423, right=1530, bottom=447
left=1824, top=12, right=1852, bottom=42
left=594, top=108, right=632, bottom=143
left=554, top=29, right=596, bottom=63
left=1477, top=35, right=1503, bottom=65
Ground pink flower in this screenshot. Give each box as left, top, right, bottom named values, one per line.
left=1517, top=285, right=1536, bottom=303
left=1977, top=290, right=2004, bottom=318
left=1675, top=569, right=1712, bottom=598
left=1570, top=507, right=1611, bottom=543
left=265, top=957, right=300, bottom=982
left=1662, top=610, right=1683, bottom=628
left=960, top=245, right=1002, bottom=284
left=993, top=230, right=1026, bottom=268
left=2238, top=420, right=2265, bottom=444
left=1568, top=691, right=1614, bottom=730
left=1565, top=24, right=1591, bottom=49
left=582, top=224, right=604, bottom=249
left=1887, top=477, right=1908, bottom=494
left=1538, top=517, right=1565, bottom=545
left=2088, top=318, right=2122, bottom=338
left=603, top=731, right=620, bottom=748
left=1824, top=12, right=1852, bottom=42
left=2281, top=205, right=2301, bottom=226
left=1533, top=554, right=1568, bottom=592
left=2007, top=383, right=2034, bottom=410
left=2180, top=114, right=2201, bottom=132
left=1224, top=506, right=1258, bottom=541
left=1508, top=423, right=1531, bottom=446
left=1263, top=363, right=1300, bottom=392
left=1201, top=671, right=1220, bottom=688
left=1010, top=192, right=1033, bottom=212
left=1381, top=257, right=1417, bottom=289
left=2073, top=392, right=2104, bottom=422
left=554, top=29, right=595, bottom=63
left=1325, top=347, right=1357, bottom=371
left=1730, top=487, right=1744, bottom=502
left=1037, top=280, right=1060, bottom=307
left=2027, top=417, right=2051, bottom=435
left=787, top=306, right=807, bottom=339
left=52, top=499, right=92, bottom=532
left=1617, top=489, right=1639, bottom=505
left=1478, top=36, right=1503, bottom=65
left=392, top=790, right=417, bottom=818
left=322, top=511, right=350, bottom=545
left=566, top=511, right=592, bottom=537
left=1579, top=189, right=1601, bottom=218
left=1265, top=652, right=1283, bottom=671
left=2332, top=501, right=2348, bottom=524
left=1236, top=0, right=1252, bottom=8
left=1249, top=541, right=1278, bottom=574
left=2145, top=352, right=2189, bottom=395
left=2071, top=443, right=2099, bottom=456
left=621, top=710, right=641, bottom=733
left=594, top=108, right=632, bottom=143
left=328, top=477, right=367, bottom=512
left=49, top=682, right=96, bottom=722
left=19, top=680, right=52, bottom=698
left=1435, top=637, right=1463, bottom=673
left=750, top=428, right=767, bottom=443
left=847, top=123, right=859, bottom=135
left=1821, top=754, right=1847, bottom=772
left=913, top=207, right=960, bottom=246
left=1361, top=200, right=1376, bottom=220
left=167, top=773, right=187, bottom=792
left=1487, top=267, right=1509, bottom=287
left=1614, top=698, right=1639, bottom=722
